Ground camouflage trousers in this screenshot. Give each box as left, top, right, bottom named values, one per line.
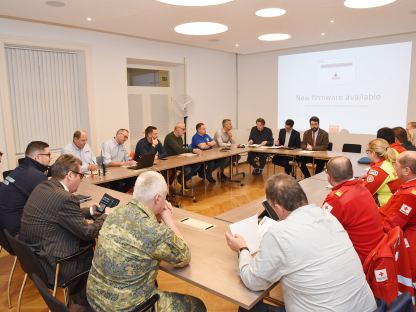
left=156, top=291, right=206, bottom=312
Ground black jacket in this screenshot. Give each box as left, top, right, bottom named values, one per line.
left=277, top=128, right=301, bottom=148
left=0, top=157, right=48, bottom=235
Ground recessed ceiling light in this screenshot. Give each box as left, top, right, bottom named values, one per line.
left=235, top=43, right=240, bottom=47
left=321, top=32, right=326, bottom=36
left=157, top=0, right=233, bottom=6
left=344, top=0, right=396, bottom=9
left=330, top=20, right=335, bottom=23
left=258, top=33, right=291, bottom=41
left=174, top=22, right=228, bottom=36
left=86, top=17, right=92, bottom=21
left=255, top=8, right=286, bottom=17
left=45, top=1, right=65, bottom=7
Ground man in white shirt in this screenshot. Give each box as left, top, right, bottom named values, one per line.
left=101, top=129, right=136, bottom=192
left=214, top=118, right=242, bottom=164
left=101, top=129, right=136, bottom=167
left=63, top=130, right=98, bottom=173
left=226, top=173, right=376, bottom=312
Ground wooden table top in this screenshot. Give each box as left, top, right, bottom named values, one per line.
left=76, top=181, right=269, bottom=309
left=215, top=178, right=331, bottom=224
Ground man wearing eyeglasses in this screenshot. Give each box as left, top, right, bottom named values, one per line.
left=20, top=154, right=110, bottom=310
left=102, top=128, right=137, bottom=192
left=0, top=141, right=50, bottom=235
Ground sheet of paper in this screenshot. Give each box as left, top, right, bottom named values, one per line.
left=258, top=145, right=281, bottom=149
left=247, top=144, right=260, bottom=147
left=179, top=217, right=215, bottom=230
left=178, top=153, right=198, bottom=157
left=229, top=214, right=260, bottom=254
left=258, top=216, right=278, bottom=240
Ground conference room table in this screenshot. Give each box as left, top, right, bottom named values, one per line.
left=76, top=181, right=273, bottom=310
left=215, top=178, right=332, bottom=224
left=77, top=147, right=370, bottom=308
left=83, top=147, right=246, bottom=186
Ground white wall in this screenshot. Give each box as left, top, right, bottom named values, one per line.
left=0, top=18, right=237, bottom=168
left=237, top=33, right=416, bottom=151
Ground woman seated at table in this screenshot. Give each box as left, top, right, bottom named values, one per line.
left=363, top=138, right=401, bottom=206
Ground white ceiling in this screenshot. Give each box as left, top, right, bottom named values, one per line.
left=0, top=0, right=415, bottom=54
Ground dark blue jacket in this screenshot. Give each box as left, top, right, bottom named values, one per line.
left=0, top=157, right=48, bottom=235
left=134, top=137, right=166, bottom=161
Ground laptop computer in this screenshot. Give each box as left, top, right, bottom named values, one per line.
left=128, top=153, right=156, bottom=170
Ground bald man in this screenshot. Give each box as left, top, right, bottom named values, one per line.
left=164, top=122, right=201, bottom=188
left=63, top=130, right=98, bottom=173
left=379, top=151, right=416, bottom=276
left=322, top=156, right=384, bottom=263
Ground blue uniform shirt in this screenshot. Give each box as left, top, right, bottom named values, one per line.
left=191, top=133, right=213, bottom=149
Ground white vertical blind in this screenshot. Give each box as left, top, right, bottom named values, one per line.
left=5, top=46, right=83, bottom=154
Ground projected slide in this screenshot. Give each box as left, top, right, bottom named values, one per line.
left=277, top=42, right=412, bottom=134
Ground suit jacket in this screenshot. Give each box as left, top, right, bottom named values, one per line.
left=278, top=128, right=301, bottom=148
left=301, top=128, right=329, bottom=151
left=20, top=178, right=107, bottom=284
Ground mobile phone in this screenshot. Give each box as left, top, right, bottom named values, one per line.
left=261, top=200, right=279, bottom=221
left=97, top=193, right=120, bottom=213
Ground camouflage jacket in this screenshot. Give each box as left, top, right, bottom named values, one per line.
left=87, top=199, right=190, bottom=311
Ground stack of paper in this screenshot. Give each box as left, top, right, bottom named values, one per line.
left=229, top=214, right=278, bottom=254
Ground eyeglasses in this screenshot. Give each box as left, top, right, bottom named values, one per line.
left=38, top=153, right=51, bottom=157
left=70, top=170, right=85, bottom=179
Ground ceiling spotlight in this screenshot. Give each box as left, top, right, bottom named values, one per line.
left=86, top=17, right=92, bottom=21
left=258, top=33, right=291, bottom=41
left=174, top=22, right=228, bottom=35
left=235, top=43, right=240, bottom=47
left=321, top=32, right=326, bottom=36
left=157, top=0, right=233, bottom=6
left=330, top=20, right=334, bottom=23
left=344, top=0, right=396, bottom=9
left=45, top=1, right=65, bottom=7
left=255, top=8, right=286, bottom=17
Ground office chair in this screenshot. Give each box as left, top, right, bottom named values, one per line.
left=386, top=292, right=413, bottom=312
left=0, top=229, right=18, bottom=308
left=327, top=142, right=333, bottom=151
left=342, top=143, right=362, bottom=153
left=5, top=230, right=91, bottom=312
left=31, top=273, right=70, bottom=312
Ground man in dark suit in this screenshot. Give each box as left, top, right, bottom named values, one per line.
left=0, top=141, right=50, bottom=235
left=20, top=154, right=111, bottom=309
left=298, top=116, right=329, bottom=178
left=272, top=119, right=301, bottom=175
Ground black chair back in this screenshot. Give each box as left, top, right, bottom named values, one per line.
left=17, top=158, right=25, bottom=165
left=342, top=143, right=362, bottom=153
left=327, top=142, right=333, bottom=151
left=132, top=293, right=159, bottom=312
left=0, top=229, right=15, bottom=255
left=4, top=230, right=50, bottom=286
left=31, top=273, right=68, bottom=312
left=2, top=169, right=13, bottom=180
left=387, top=292, right=413, bottom=312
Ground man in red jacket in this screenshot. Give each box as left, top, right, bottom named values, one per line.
left=322, top=156, right=384, bottom=263
left=379, top=151, right=416, bottom=279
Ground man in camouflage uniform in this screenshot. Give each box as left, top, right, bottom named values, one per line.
left=86, top=171, right=206, bottom=312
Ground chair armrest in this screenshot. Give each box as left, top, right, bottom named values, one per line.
left=60, top=270, right=89, bottom=288
left=56, top=244, right=93, bottom=264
